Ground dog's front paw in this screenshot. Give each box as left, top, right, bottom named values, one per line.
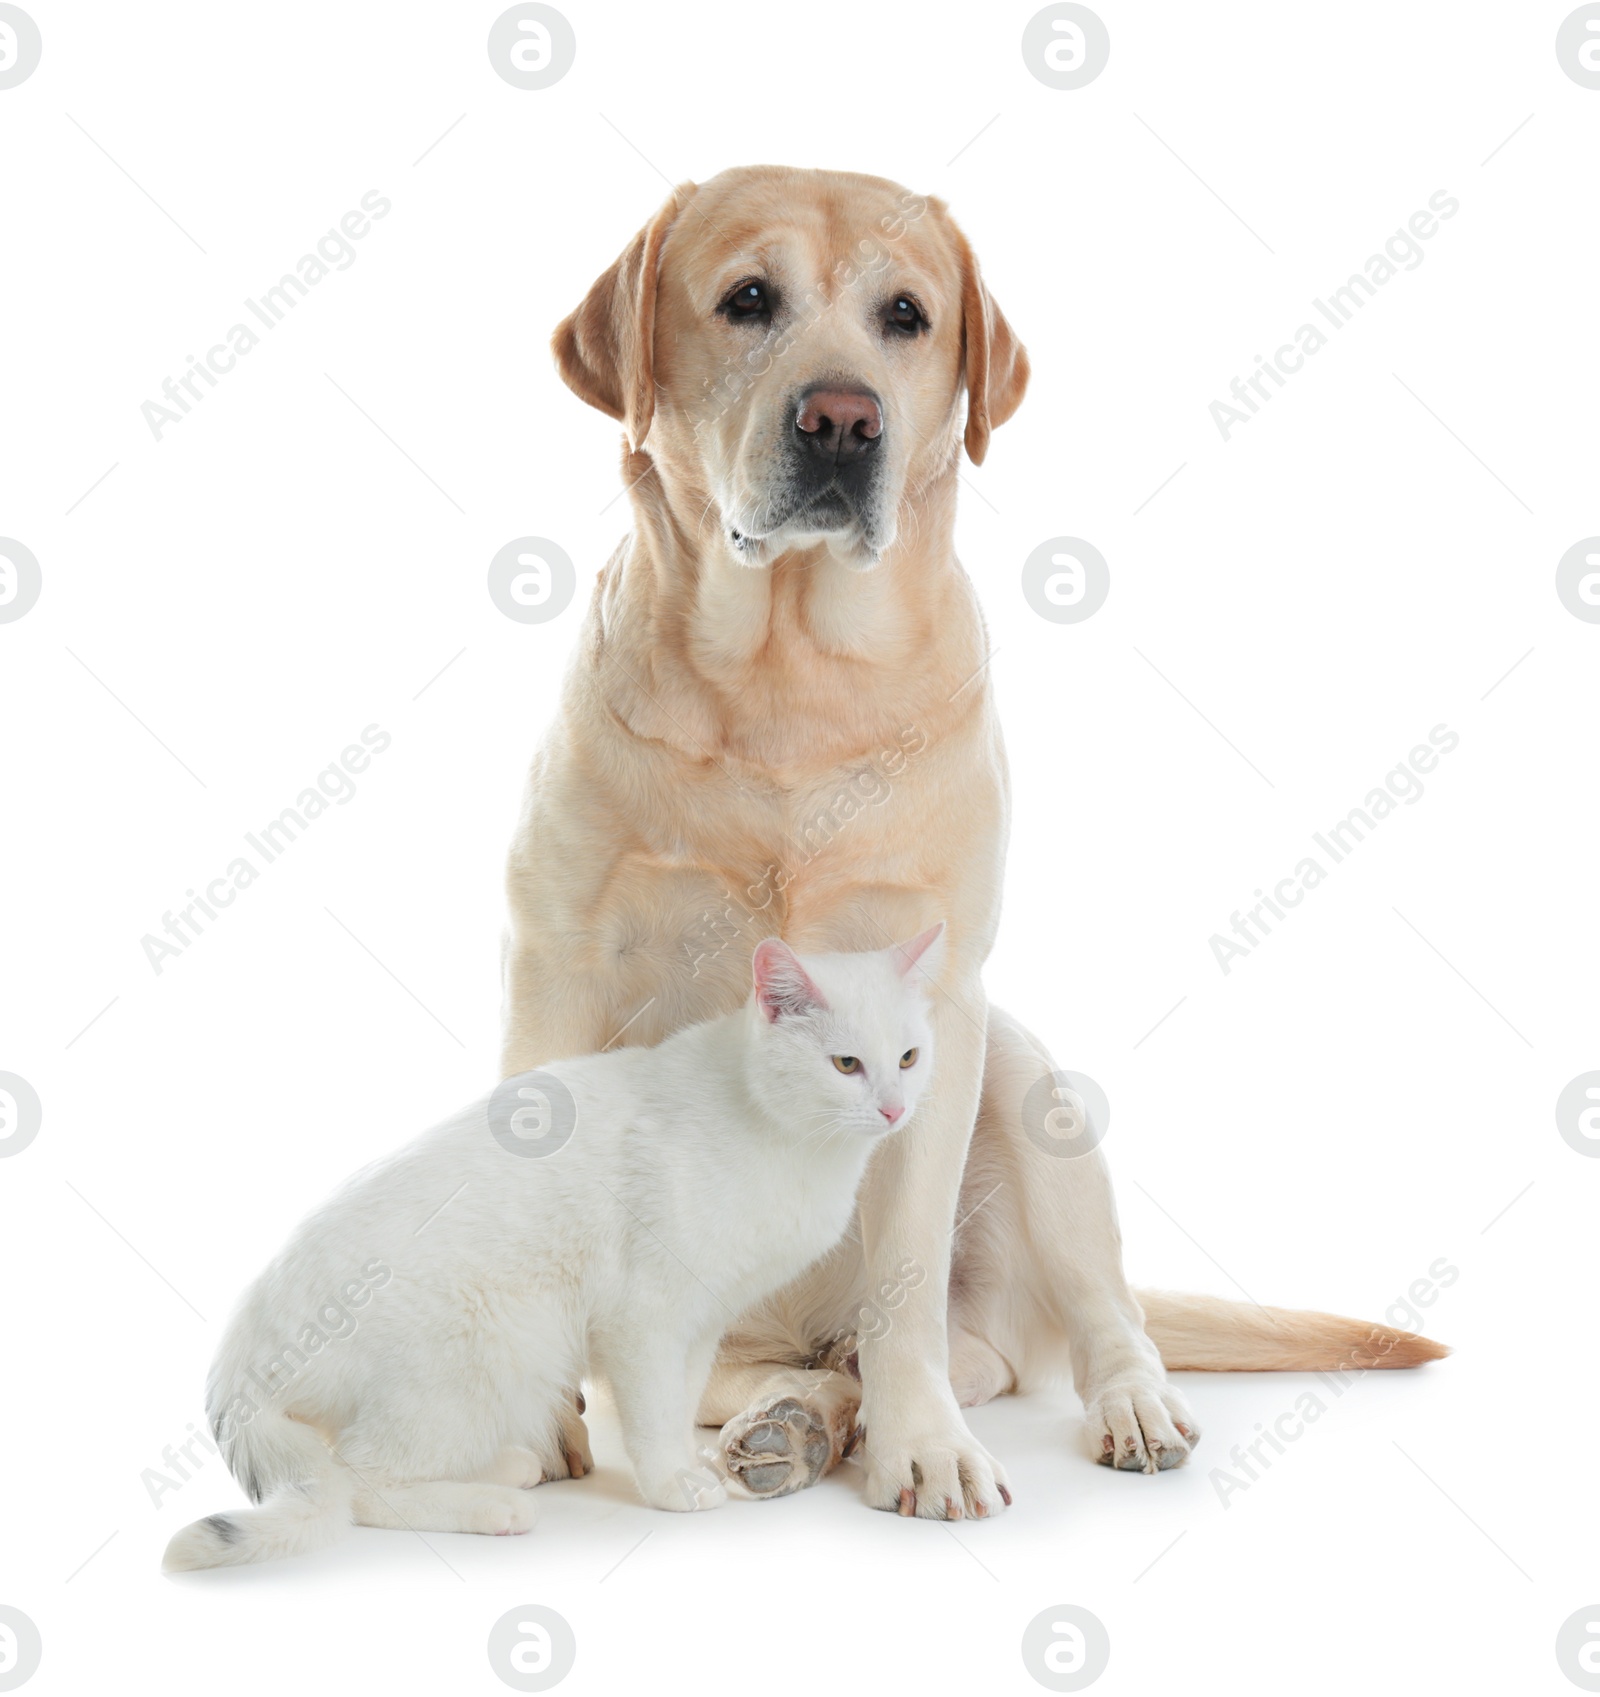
left=860, top=1411, right=1010, bottom=1520
left=1085, top=1379, right=1198, bottom=1473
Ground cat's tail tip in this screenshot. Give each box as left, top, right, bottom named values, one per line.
left=163, top=1488, right=351, bottom=1573
left=162, top=1513, right=256, bottom=1573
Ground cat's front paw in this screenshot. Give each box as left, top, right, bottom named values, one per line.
left=635, top=1458, right=729, bottom=1512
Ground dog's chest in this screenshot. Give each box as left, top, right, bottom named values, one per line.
left=583, top=748, right=944, bottom=1028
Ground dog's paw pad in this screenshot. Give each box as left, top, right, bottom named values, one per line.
left=720, top=1397, right=832, bottom=1499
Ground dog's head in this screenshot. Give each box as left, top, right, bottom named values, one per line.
left=553, top=165, right=1028, bottom=567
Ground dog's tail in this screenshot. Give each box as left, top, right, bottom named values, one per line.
left=163, top=1407, right=353, bottom=1573
left=1136, top=1289, right=1450, bottom=1373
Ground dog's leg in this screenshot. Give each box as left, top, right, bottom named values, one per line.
left=700, top=1360, right=862, bottom=1500
left=543, top=1392, right=594, bottom=1480
left=976, top=1006, right=1200, bottom=1473
left=948, top=1325, right=1016, bottom=1409
left=852, top=981, right=1010, bottom=1519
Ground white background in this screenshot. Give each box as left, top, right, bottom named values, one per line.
left=2, top=2, right=1597, bottom=1693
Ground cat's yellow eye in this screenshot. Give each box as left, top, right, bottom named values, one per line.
left=900, top=1048, right=919, bottom=1069
left=832, top=1055, right=861, bottom=1075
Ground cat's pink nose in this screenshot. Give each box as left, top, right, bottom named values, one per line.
left=880, top=1104, right=903, bottom=1125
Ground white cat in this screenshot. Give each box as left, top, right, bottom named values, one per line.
left=163, top=925, right=944, bottom=1571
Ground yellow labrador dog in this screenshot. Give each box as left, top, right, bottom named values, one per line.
left=502, top=165, right=1443, bottom=1519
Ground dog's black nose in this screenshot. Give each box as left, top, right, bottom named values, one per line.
left=795, top=387, right=883, bottom=462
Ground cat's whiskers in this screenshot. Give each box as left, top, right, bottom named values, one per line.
left=793, top=1106, right=873, bottom=1153
left=794, top=1109, right=845, bottom=1143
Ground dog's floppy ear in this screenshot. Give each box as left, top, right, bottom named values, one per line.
left=551, top=182, right=696, bottom=450
left=947, top=218, right=1029, bottom=466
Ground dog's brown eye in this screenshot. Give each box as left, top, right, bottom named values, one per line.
left=832, top=1055, right=861, bottom=1074
left=887, top=295, right=926, bottom=334
left=899, top=1048, right=918, bottom=1069
left=723, top=281, right=771, bottom=320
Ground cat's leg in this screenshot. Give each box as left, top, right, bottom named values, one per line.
left=701, top=1357, right=863, bottom=1500
left=473, top=1434, right=597, bottom=1489
left=344, top=1396, right=588, bottom=1500
left=349, top=1479, right=536, bottom=1536
left=606, top=1326, right=721, bottom=1512
left=475, top=1447, right=547, bottom=1487
left=488, top=1391, right=593, bottom=1484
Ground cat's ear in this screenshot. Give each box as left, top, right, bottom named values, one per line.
left=752, top=938, right=828, bottom=1024
left=892, top=921, right=946, bottom=982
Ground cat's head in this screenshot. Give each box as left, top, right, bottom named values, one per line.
left=748, top=924, right=944, bottom=1142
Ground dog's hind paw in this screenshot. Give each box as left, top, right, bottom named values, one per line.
left=719, top=1395, right=844, bottom=1500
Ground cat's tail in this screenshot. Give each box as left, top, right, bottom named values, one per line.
left=1137, top=1289, right=1450, bottom=1372
left=163, top=1406, right=353, bottom=1573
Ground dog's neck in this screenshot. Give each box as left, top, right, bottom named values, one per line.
left=589, top=447, right=990, bottom=777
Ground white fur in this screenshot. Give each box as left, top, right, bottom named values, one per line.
left=163, top=932, right=941, bottom=1572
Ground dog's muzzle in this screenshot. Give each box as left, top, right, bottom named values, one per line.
left=784, top=384, right=883, bottom=531
left=726, top=385, right=889, bottom=559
